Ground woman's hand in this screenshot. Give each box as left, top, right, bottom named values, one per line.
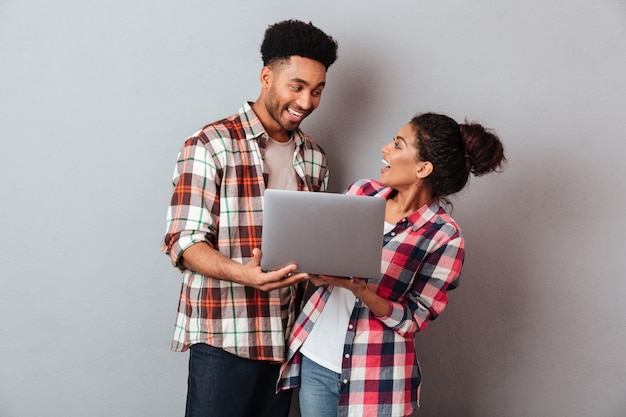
left=307, top=274, right=330, bottom=287
left=317, top=275, right=369, bottom=298
left=318, top=275, right=391, bottom=318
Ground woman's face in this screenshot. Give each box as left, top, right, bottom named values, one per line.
left=380, top=123, right=425, bottom=189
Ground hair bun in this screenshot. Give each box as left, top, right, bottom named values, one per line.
left=459, top=122, right=506, bottom=176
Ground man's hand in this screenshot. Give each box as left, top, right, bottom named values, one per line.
left=181, top=243, right=307, bottom=291
left=238, top=248, right=308, bottom=291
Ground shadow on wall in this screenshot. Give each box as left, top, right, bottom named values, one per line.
left=411, top=148, right=602, bottom=416
left=413, top=188, right=529, bottom=417
left=306, top=48, right=400, bottom=193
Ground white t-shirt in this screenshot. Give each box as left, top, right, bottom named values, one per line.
left=300, top=221, right=395, bottom=372
left=300, top=286, right=356, bottom=373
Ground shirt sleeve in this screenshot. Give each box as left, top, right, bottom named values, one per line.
left=320, top=168, right=329, bottom=192
left=161, top=136, right=222, bottom=270
left=377, top=235, right=464, bottom=336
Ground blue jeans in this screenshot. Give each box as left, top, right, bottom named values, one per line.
left=299, top=355, right=341, bottom=417
left=185, top=343, right=292, bottom=417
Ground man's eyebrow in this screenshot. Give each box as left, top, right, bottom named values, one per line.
left=290, top=77, right=326, bottom=88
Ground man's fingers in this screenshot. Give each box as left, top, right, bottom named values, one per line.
left=256, top=272, right=306, bottom=291
left=248, top=248, right=262, bottom=267
left=270, top=268, right=305, bottom=282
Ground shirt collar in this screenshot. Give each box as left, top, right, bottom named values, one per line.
left=365, top=181, right=444, bottom=230
left=407, top=197, right=443, bottom=231
left=240, top=102, right=306, bottom=147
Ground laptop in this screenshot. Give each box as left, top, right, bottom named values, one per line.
left=261, top=189, right=386, bottom=279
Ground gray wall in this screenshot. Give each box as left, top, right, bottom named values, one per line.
left=1, top=1, right=625, bottom=416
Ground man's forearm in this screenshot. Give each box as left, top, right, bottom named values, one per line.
left=180, top=242, right=244, bottom=284
left=181, top=242, right=307, bottom=291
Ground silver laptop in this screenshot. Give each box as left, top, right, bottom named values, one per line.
left=261, top=189, right=386, bottom=279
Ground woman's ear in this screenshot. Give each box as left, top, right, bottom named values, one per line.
left=416, top=161, right=433, bottom=179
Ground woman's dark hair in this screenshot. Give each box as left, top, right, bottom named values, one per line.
left=410, top=112, right=506, bottom=200
left=260, top=19, right=338, bottom=70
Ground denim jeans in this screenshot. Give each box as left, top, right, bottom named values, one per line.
left=299, top=355, right=341, bottom=417
left=185, top=343, right=292, bottom=417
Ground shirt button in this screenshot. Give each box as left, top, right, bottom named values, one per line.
left=344, top=354, right=350, bottom=359
left=343, top=379, right=348, bottom=384
left=390, top=231, right=396, bottom=236
left=348, top=324, right=354, bottom=329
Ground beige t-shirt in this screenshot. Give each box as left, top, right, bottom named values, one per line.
left=265, top=136, right=299, bottom=332
left=265, top=137, right=298, bottom=191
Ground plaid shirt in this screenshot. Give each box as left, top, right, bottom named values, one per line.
left=162, top=102, right=329, bottom=361
left=278, top=179, right=464, bottom=417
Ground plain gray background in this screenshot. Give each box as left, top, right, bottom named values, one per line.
left=1, top=1, right=625, bottom=416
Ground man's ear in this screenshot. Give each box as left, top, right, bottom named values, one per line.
left=416, top=161, right=433, bottom=179
left=260, top=66, right=273, bottom=88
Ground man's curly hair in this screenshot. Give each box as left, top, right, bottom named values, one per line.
left=260, top=19, right=338, bottom=70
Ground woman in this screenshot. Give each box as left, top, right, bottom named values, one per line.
left=278, top=112, right=506, bottom=417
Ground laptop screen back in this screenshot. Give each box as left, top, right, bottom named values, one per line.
left=261, top=189, right=385, bottom=279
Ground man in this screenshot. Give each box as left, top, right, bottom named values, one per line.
left=161, top=20, right=338, bottom=417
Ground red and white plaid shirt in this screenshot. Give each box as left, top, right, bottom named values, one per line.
left=278, top=179, right=464, bottom=416
left=162, top=102, right=328, bottom=361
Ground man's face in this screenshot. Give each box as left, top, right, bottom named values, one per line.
left=260, top=56, right=327, bottom=140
